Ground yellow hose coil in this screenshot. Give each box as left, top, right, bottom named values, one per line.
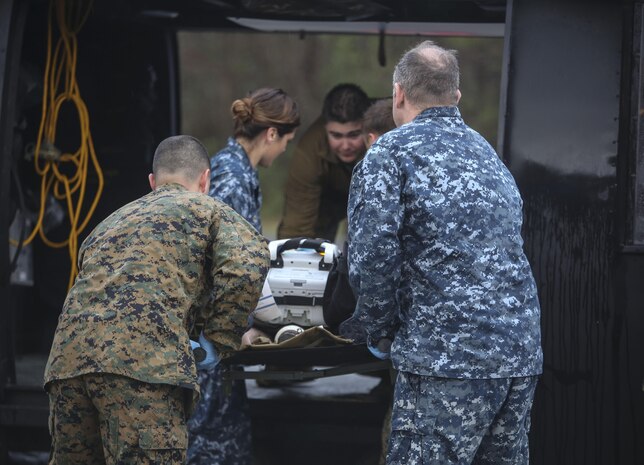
left=12, top=0, right=103, bottom=290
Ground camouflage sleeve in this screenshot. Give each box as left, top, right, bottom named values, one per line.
left=204, top=205, right=269, bottom=354
left=76, top=237, right=88, bottom=271
left=347, top=143, right=403, bottom=342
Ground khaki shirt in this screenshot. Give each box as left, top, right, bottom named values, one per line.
left=277, top=117, right=361, bottom=241
left=44, top=183, right=269, bottom=398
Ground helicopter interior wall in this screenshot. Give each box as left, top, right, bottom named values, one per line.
left=0, top=0, right=25, bottom=398
left=7, top=5, right=177, bottom=366
left=502, top=1, right=644, bottom=464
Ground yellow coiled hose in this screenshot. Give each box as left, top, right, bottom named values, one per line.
left=12, top=0, right=103, bottom=290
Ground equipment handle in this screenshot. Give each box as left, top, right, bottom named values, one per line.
left=269, top=237, right=337, bottom=270
left=276, top=237, right=329, bottom=256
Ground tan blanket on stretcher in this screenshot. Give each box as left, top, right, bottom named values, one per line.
left=243, top=326, right=353, bottom=350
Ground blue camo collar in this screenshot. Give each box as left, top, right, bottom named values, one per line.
left=415, top=106, right=461, bottom=120
left=226, top=137, right=254, bottom=169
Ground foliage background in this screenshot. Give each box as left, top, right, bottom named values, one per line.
left=178, top=32, right=503, bottom=239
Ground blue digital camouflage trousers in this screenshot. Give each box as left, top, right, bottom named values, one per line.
left=387, top=372, right=538, bottom=465
left=47, top=373, right=189, bottom=465
left=187, top=364, right=252, bottom=465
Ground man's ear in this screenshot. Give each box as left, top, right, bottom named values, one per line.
left=367, top=132, right=378, bottom=147
left=394, top=83, right=405, bottom=108
left=148, top=173, right=156, bottom=190
left=455, top=89, right=462, bottom=105
left=199, top=168, right=211, bottom=194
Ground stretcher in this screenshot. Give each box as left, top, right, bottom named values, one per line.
left=226, top=238, right=389, bottom=382
left=221, top=326, right=390, bottom=382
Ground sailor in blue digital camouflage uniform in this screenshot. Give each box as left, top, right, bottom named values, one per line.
left=188, top=88, right=299, bottom=465
left=347, top=40, right=543, bottom=465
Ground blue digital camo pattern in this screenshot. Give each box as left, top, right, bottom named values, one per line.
left=348, top=106, right=542, bottom=378
left=387, top=371, right=538, bottom=465
left=187, top=365, right=251, bottom=465
left=209, top=137, right=262, bottom=233
left=189, top=138, right=262, bottom=465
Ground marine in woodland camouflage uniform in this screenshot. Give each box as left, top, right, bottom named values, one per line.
left=44, top=135, right=269, bottom=465
left=348, top=42, right=543, bottom=464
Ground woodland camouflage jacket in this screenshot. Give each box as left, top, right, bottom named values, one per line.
left=44, top=183, right=269, bottom=396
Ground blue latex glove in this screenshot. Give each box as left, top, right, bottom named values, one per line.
left=190, top=332, right=219, bottom=371
left=367, top=336, right=392, bottom=360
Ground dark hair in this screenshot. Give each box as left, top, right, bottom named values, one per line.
left=393, top=40, right=460, bottom=108
left=362, top=98, right=396, bottom=136
left=231, top=88, right=300, bottom=139
left=322, top=83, right=370, bottom=123
left=152, top=135, right=210, bottom=180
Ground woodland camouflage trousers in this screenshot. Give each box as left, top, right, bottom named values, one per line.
left=47, top=373, right=190, bottom=465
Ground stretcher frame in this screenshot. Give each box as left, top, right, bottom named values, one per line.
left=221, top=343, right=391, bottom=382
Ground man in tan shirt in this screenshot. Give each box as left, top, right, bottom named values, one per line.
left=278, top=83, right=370, bottom=241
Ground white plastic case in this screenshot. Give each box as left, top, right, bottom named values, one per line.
left=254, top=239, right=338, bottom=327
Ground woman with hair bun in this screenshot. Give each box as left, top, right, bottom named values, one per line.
left=187, top=88, right=299, bottom=465
left=208, top=87, right=300, bottom=233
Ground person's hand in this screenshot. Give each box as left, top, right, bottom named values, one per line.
left=190, top=332, right=219, bottom=371
left=190, top=339, right=206, bottom=362
left=367, top=337, right=392, bottom=360
left=241, top=327, right=270, bottom=348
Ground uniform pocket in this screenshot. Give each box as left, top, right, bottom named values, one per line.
left=139, top=424, right=188, bottom=464
left=388, top=408, right=428, bottom=465
left=389, top=373, right=448, bottom=465
left=389, top=372, right=433, bottom=465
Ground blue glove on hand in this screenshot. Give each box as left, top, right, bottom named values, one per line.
left=190, top=332, right=219, bottom=371
left=367, top=337, right=392, bottom=360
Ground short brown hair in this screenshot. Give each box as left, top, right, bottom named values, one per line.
left=362, top=98, right=396, bottom=136
left=152, top=135, right=210, bottom=180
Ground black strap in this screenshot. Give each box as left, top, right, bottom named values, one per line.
left=273, top=295, right=320, bottom=306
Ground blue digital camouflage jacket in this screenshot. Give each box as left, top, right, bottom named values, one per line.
left=209, top=137, right=262, bottom=233
left=348, top=106, right=543, bottom=379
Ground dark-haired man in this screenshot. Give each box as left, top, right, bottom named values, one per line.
left=348, top=41, right=543, bottom=464
left=44, top=135, right=269, bottom=464
left=278, top=83, right=370, bottom=241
